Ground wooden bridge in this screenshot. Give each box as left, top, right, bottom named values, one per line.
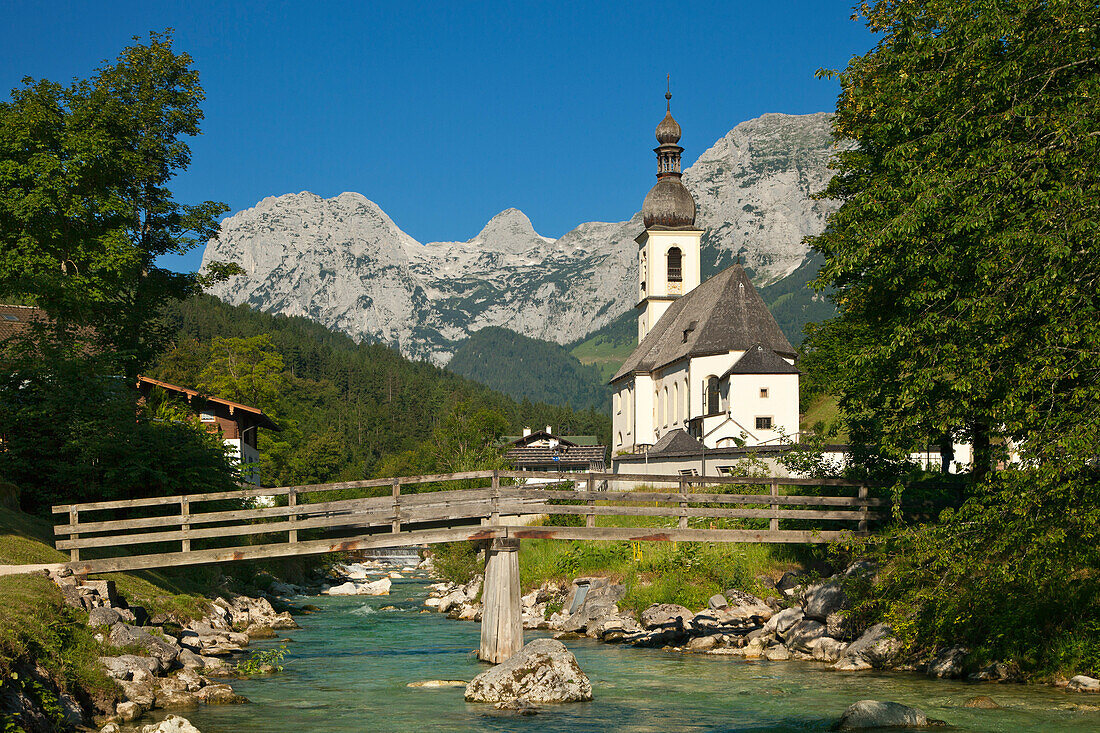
left=53, top=470, right=886, bottom=663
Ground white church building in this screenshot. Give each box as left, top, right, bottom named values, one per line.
left=611, top=93, right=801, bottom=456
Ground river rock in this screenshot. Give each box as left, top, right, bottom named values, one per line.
left=708, top=594, right=728, bottom=609
left=1067, top=675, right=1100, bottom=693
left=100, top=655, right=162, bottom=680
left=88, top=606, right=124, bottom=628
left=116, top=701, right=143, bottom=722
left=833, top=623, right=900, bottom=671
left=812, top=637, right=848, bottom=663
left=686, top=635, right=721, bottom=652
left=494, top=698, right=540, bottom=715
left=766, top=606, right=804, bottom=639
left=640, top=604, right=694, bottom=631
left=803, top=580, right=846, bottom=621
left=464, top=638, right=592, bottom=703
left=764, top=644, right=791, bottom=661
left=407, top=680, right=467, bottom=688
left=194, top=684, right=247, bottom=704
left=927, top=646, right=968, bottom=679
left=561, top=580, right=625, bottom=633
left=722, top=591, right=774, bottom=622
left=837, top=700, right=937, bottom=729
left=776, top=571, right=805, bottom=596
left=968, top=661, right=1022, bottom=683
left=785, top=620, right=827, bottom=654
left=590, top=613, right=642, bottom=643
left=100, top=724, right=122, bottom=733
left=964, top=695, right=1001, bottom=709
left=140, top=715, right=201, bottom=733
left=109, top=625, right=181, bottom=669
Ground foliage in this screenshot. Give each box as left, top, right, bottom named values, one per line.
left=152, top=294, right=612, bottom=485
left=807, top=0, right=1100, bottom=676
left=0, top=351, right=240, bottom=516
left=0, top=30, right=232, bottom=380
left=448, top=326, right=611, bottom=411
left=430, top=542, right=482, bottom=585
left=234, top=643, right=289, bottom=676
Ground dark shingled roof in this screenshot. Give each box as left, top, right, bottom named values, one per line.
left=611, top=264, right=795, bottom=382
left=723, top=343, right=800, bottom=377
left=504, top=445, right=607, bottom=468
left=648, top=429, right=706, bottom=455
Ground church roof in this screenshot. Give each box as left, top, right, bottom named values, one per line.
left=722, top=343, right=800, bottom=377
left=611, top=264, right=796, bottom=382
left=648, top=429, right=706, bottom=455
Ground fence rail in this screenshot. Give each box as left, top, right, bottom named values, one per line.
left=53, top=470, right=883, bottom=573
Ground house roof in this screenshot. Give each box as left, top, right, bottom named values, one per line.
left=648, top=429, right=706, bottom=455
left=611, top=264, right=795, bottom=382
left=508, top=431, right=578, bottom=448
left=137, top=376, right=281, bottom=431
left=0, top=304, right=50, bottom=342
left=722, top=343, right=800, bottom=377
left=503, top=445, right=607, bottom=468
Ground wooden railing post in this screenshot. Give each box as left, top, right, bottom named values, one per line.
left=769, top=480, right=780, bottom=532
left=678, top=477, right=688, bottom=530
left=858, top=485, right=869, bottom=532
left=391, top=478, right=401, bottom=533
left=288, top=488, right=298, bottom=544
left=69, top=508, right=79, bottom=562
left=491, top=470, right=500, bottom=525
left=181, top=497, right=191, bottom=553
left=586, top=472, right=596, bottom=528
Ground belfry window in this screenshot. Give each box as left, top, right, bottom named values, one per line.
left=667, top=247, right=682, bottom=283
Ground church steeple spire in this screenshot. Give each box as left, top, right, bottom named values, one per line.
left=642, top=84, right=695, bottom=229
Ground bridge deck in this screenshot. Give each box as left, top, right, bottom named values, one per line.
left=53, top=470, right=885, bottom=574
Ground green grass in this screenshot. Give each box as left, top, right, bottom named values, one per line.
left=517, top=536, right=812, bottom=616
left=800, top=393, right=849, bottom=442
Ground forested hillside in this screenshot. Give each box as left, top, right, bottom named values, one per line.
left=446, top=327, right=610, bottom=411
left=152, top=296, right=611, bottom=486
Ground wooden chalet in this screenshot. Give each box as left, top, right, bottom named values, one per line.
left=503, top=426, right=607, bottom=473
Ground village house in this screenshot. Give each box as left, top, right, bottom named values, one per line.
left=137, top=376, right=280, bottom=485
left=503, top=426, right=607, bottom=474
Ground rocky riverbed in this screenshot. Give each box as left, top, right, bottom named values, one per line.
left=421, top=560, right=1100, bottom=696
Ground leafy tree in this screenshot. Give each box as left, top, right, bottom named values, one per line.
left=197, top=335, right=286, bottom=410
left=0, top=30, right=234, bottom=379
left=809, top=0, right=1099, bottom=477
left=809, top=0, right=1100, bottom=675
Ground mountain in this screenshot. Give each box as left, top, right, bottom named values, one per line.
left=447, top=327, right=610, bottom=412
left=201, top=112, right=841, bottom=366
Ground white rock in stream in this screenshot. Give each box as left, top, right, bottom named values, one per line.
left=324, top=577, right=391, bottom=596
left=464, top=639, right=592, bottom=703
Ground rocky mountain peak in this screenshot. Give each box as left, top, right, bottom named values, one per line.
left=202, top=112, right=840, bottom=365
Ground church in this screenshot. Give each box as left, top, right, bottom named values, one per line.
left=610, top=93, right=801, bottom=455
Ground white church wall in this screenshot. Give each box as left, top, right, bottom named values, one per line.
left=728, top=372, right=799, bottom=445
left=689, top=352, right=742, bottom=416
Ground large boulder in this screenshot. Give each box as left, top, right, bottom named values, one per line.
left=1066, top=675, right=1099, bottom=693
left=813, top=637, right=848, bottom=664
left=464, top=639, right=592, bottom=703
left=803, top=580, right=847, bottom=621
left=766, top=606, right=804, bottom=640
left=836, top=700, right=939, bottom=729
left=785, top=619, right=827, bottom=654
left=834, top=624, right=900, bottom=671
left=561, top=582, right=625, bottom=633
left=99, top=655, right=162, bottom=680
left=639, top=604, right=694, bottom=631
left=140, top=715, right=201, bottom=733
left=926, top=646, right=968, bottom=679
left=108, top=625, right=181, bottom=669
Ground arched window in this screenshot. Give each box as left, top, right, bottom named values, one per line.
left=667, top=247, right=682, bottom=283
left=617, top=431, right=622, bottom=447
left=672, top=382, right=679, bottom=424
left=684, top=378, right=689, bottom=419
left=663, top=386, right=669, bottom=427
left=706, top=376, right=720, bottom=415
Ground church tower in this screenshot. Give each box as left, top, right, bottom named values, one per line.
left=636, top=89, right=702, bottom=342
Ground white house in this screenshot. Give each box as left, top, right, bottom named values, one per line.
left=610, top=93, right=800, bottom=455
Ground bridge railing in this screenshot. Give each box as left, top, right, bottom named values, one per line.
left=52, top=470, right=886, bottom=573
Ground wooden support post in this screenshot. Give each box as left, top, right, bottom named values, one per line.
left=490, top=470, right=500, bottom=525
left=857, top=485, right=869, bottom=533
left=769, top=480, right=780, bottom=532
left=480, top=537, right=522, bottom=663
left=586, top=472, right=596, bottom=528
left=288, top=488, right=298, bottom=544
left=391, top=478, right=401, bottom=534
left=69, top=508, right=80, bottom=562
left=181, top=497, right=191, bottom=553
left=678, top=477, right=688, bottom=530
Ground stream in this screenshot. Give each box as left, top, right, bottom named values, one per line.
left=176, top=578, right=1099, bottom=732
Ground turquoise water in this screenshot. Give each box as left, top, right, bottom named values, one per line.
left=178, top=579, right=1098, bottom=732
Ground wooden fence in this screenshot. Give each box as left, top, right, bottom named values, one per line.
left=53, top=470, right=887, bottom=574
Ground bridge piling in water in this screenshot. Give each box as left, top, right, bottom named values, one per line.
left=479, top=537, right=522, bottom=663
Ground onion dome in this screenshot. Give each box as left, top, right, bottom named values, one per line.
left=643, top=176, right=697, bottom=228
left=642, top=87, right=696, bottom=229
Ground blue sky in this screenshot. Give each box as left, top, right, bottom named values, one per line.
left=2, top=1, right=875, bottom=272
